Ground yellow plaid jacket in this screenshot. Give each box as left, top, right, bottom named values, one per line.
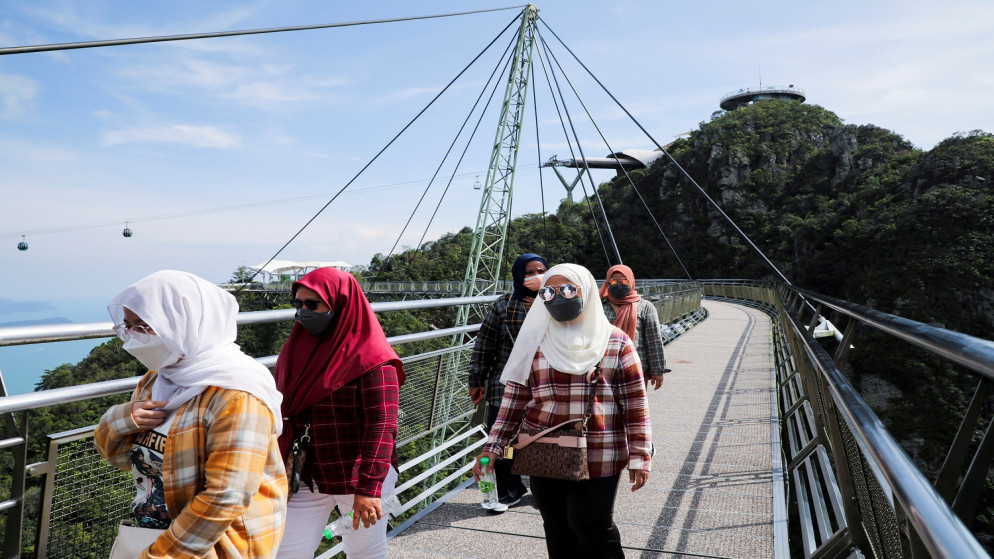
left=95, top=372, right=287, bottom=558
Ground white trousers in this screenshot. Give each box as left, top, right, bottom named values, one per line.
left=276, top=466, right=398, bottom=559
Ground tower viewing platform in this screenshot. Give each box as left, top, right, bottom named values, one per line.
left=720, top=85, right=806, bottom=110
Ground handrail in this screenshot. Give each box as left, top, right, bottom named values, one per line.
left=0, top=324, right=484, bottom=415
left=0, top=294, right=500, bottom=347
left=781, top=305, right=989, bottom=558
left=791, top=286, right=994, bottom=381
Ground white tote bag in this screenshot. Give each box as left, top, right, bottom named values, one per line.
left=109, top=521, right=166, bottom=559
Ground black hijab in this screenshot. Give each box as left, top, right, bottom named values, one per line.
left=510, top=253, right=549, bottom=300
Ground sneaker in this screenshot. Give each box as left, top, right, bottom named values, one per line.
left=499, top=493, right=523, bottom=507
left=486, top=502, right=509, bottom=514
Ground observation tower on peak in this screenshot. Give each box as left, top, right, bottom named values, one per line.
left=720, top=84, right=806, bottom=110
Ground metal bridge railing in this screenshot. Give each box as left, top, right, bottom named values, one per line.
left=702, top=280, right=992, bottom=558
left=0, top=282, right=708, bottom=558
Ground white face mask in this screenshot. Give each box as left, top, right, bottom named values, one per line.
left=123, top=335, right=181, bottom=371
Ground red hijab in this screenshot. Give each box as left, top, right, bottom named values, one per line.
left=599, top=264, right=641, bottom=340
left=274, top=267, right=404, bottom=454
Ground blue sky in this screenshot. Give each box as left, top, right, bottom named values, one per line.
left=1, top=0, right=993, bottom=391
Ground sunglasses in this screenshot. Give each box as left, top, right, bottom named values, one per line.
left=607, top=278, right=630, bottom=286
left=113, top=322, right=153, bottom=343
left=292, top=298, right=324, bottom=311
left=538, top=283, right=580, bottom=302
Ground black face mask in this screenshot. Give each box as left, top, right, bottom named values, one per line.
left=545, top=296, right=583, bottom=322
left=295, top=308, right=335, bottom=336
left=607, top=284, right=632, bottom=299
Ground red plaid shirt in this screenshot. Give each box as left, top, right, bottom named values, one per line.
left=483, top=329, right=652, bottom=478
left=291, top=363, right=400, bottom=497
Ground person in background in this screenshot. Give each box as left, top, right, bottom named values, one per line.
left=474, top=263, right=651, bottom=559
left=467, top=252, right=549, bottom=510
left=275, top=267, right=404, bottom=559
left=600, top=264, right=668, bottom=390
left=95, top=270, right=287, bottom=558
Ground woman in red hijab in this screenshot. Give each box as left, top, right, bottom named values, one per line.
left=274, top=267, right=404, bottom=559
left=600, top=265, right=668, bottom=390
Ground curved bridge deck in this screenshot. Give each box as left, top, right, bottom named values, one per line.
left=387, top=300, right=783, bottom=558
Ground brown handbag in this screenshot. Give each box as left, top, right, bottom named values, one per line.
left=510, top=369, right=599, bottom=481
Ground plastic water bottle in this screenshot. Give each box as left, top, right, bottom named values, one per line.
left=478, top=457, right=500, bottom=509
left=323, top=495, right=403, bottom=539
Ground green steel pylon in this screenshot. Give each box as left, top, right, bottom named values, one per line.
left=427, top=6, right=538, bottom=487
left=456, top=4, right=538, bottom=328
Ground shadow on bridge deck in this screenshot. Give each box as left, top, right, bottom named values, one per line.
left=387, top=300, right=780, bottom=558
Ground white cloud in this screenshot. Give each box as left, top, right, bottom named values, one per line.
left=101, top=124, right=240, bottom=148
left=0, top=73, right=38, bottom=116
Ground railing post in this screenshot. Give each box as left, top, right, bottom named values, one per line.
left=833, top=319, right=859, bottom=370
left=952, top=411, right=994, bottom=525
left=935, top=378, right=992, bottom=503
left=2, top=411, right=28, bottom=559
left=807, top=303, right=823, bottom=334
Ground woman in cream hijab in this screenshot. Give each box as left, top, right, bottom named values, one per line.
left=473, top=263, right=652, bottom=559
left=95, top=270, right=287, bottom=558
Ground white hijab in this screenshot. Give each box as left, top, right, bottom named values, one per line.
left=108, top=270, right=283, bottom=435
left=500, top=263, right=614, bottom=385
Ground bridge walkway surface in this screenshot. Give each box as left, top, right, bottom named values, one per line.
left=386, top=300, right=781, bottom=558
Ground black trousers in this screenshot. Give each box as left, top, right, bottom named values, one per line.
left=529, top=474, right=624, bottom=559
left=487, top=404, right=528, bottom=499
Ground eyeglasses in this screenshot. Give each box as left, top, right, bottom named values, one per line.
left=607, top=278, right=630, bottom=286
left=538, top=283, right=580, bottom=302
left=114, top=322, right=153, bottom=343
left=292, top=298, right=323, bottom=311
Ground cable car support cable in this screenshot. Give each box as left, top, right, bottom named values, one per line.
left=239, top=13, right=523, bottom=288
left=535, top=31, right=623, bottom=268
left=373, top=32, right=518, bottom=283
left=535, top=27, right=695, bottom=281
left=533, top=36, right=613, bottom=269
left=538, top=18, right=792, bottom=286
left=0, top=6, right=528, bottom=56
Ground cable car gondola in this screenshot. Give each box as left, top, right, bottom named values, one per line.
left=17, top=236, right=28, bottom=251
left=122, top=223, right=133, bottom=238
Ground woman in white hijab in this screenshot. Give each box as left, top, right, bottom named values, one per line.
left=95, top=270, right=287, bottom=559
left=472, top=263, right=652, bottom=559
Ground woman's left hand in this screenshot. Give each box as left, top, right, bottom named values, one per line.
left=629, top=469, right=649, bottom=492
left=351, top=495, right=382, bottom=530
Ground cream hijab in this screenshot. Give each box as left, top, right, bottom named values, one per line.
left=108, top=270, right=283, bottom=435
left=500, top=263, right=614, bottom=385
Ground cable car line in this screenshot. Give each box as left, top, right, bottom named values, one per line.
left=237, top=12, right=523, bottom=289
left=534, top=27, right=695, bottom=281
left=0, top=6, right=527, bottom=56
left=0, top=171, right=517, bottom=241
left=539, top=17, right=793, bottom=286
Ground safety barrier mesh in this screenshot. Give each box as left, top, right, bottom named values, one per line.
left=43, top=435, right=132, bottom=559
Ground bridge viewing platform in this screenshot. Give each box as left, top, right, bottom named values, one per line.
left=386, top=300, right=784, bottom=558
left=720, top=85, right=806, bottom=111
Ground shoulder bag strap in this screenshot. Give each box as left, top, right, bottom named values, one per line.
left=512, top=366, right=600, bottom=450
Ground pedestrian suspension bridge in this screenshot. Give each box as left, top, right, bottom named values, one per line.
left=3, top=5, right=994, bottom=558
